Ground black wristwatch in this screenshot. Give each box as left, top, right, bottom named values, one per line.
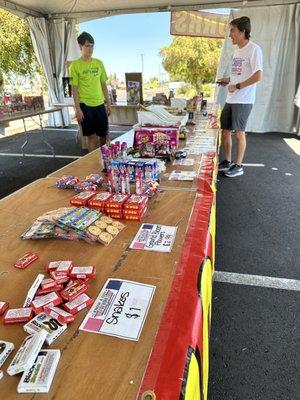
left=236, top=83, right=241, bottom=90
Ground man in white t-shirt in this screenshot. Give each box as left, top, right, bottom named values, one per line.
left=217, top=16, right=263, bottom=177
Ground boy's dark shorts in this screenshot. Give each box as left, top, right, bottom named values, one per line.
left=220, top=103, right=253, bottom=132
left=80, top=103, right=108, bottom=137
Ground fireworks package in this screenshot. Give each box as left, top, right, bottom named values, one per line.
left=69, top=266, right=96, bottom=280
left=0, top=341, right=14, bottom=368
left=63, top=293, right=93, bottom=315
left=23, top=274, right=44, bottom=307
left=31, top=292, right=62, bottom=315
left=70, top=191, right=96, bottom=207
left=7, top=330, right=47, bottom=376
left=87, top=192, right=113, bottom=211
left=3, top=308, right=34, bottom=324
left=14, top=252, right=39, bottom=269
left=24, top=313, right=67, bottom=345
left=60, top=280, right=88, bottom=302
left=17, top=349, right=61, bottom=393
left=0, top=301, right=9, bottom=316
left=47, top=260, right=73, bottom=274
left=43, top=306, right=75, bottom=324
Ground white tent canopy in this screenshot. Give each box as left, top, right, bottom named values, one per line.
left=1, top=0, right=299, bottom=21
left=0, top=0, right=299, bottom=131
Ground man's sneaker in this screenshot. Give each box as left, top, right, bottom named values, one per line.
left=224, top=164, right=244, bottom=177
left=218, top=159, right=232, bottom=171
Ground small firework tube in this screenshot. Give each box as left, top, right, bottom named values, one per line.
left=7, top=330, right=47, bottom=376
left=14, top=252, right=38, bottom=269
left=43, top=306, right=75, bottom=324
left=0, top=341, right=15, bottom=368
left=60, top=280, right=88, bottom=302
left=3, top=308, right=34, bottom=324
left=63, top=293, right=93, bottom=315
left=69, top=266, right=96, bottom=280
left=31, top=292, right=62, bottom=315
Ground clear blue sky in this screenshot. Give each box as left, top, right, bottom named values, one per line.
left=80, top=10, right=229, bottom=82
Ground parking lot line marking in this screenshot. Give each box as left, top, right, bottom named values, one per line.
left=44, top=128, right=78, bottom=132
left=214, top=271, right=300, bottom=291
left=0, top=152, right=80, bottom=159
left=243, top=163, right=265, bottom=167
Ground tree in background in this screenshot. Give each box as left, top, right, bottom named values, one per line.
left=0, top=9, right=43, bottom=91
left=160, top=37, right=222, bottom=92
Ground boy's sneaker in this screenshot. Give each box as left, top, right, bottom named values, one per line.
left=218, top=159, right=232, bottom=171
left=224, top=164, right=244, bottom=177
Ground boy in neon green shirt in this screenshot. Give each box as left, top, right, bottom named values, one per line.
left=70, top=32, right=111, bottom=152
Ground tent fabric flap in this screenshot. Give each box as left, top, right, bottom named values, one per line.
left=216, top=4, right=300, bottom=133
left=28, top=17, right=78, bottom=126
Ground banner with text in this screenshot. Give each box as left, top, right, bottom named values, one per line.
left=171, top=11, right=228, bottom=39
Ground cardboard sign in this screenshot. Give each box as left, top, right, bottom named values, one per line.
left=130, top=224, right=177, bottom=252
left=80, top=279, right=156, bottom=341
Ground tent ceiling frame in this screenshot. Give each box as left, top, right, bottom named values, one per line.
left=50, top=0, right=300, bottom=20
left=0, top=0, right=299, bottom=21
left=0, top=0, right=43, bottom=17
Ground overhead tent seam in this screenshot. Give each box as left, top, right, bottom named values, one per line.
left=1, top=0, right=300, bottom=21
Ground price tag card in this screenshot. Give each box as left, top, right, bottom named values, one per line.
left=79, top=279, right=156, bottom=341
left=130, top=224, right=177, bottom=252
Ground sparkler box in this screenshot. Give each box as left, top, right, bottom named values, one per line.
left=17, top=349, right=61, bottom=393
left=7, top=331, right=47, bottom=376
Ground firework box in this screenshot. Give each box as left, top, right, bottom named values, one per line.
left=23, top=274, right=44, bottom=308
left=0, top=341, right=14, bottom=368
left=24, top=313, right=67, bottom=345
left=36, top=284, right=63, bottom=296
left=43, top=306, right=75, bottom=324
left=63, top=293, right=93, bottom=315
left=124, top=195, right=148, bottom=210
left=3, top=308, right=34, bottom=324
left=87, top=192, right=113, bottom=211
left=31, top=292, right=62, bottom=314
left=133, top=125, right=179, bottom=149
left=41, top=278, right=57, bottom=291
left=123, top=206, right=147, bottom=221
left=0, top=301, right=9, bottom=316
left=70, top=191, right=96, bottom=207
left=60, top=280, right=88, bottom=302
left=14, top=252, right=39, bottom=269
left=7, top=330, right=47, bottom=376
left=17, top=349, right=61, bottom=393
left=50, top=271, right=70, bottom=285
left=69, top=266, right=96, bottom=280
left=47, top=260, right=73, bottom=274
left=105, top=194, right=130, bottom=210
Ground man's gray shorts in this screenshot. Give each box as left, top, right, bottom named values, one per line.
left=220, top=103, right=253, bottom=131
